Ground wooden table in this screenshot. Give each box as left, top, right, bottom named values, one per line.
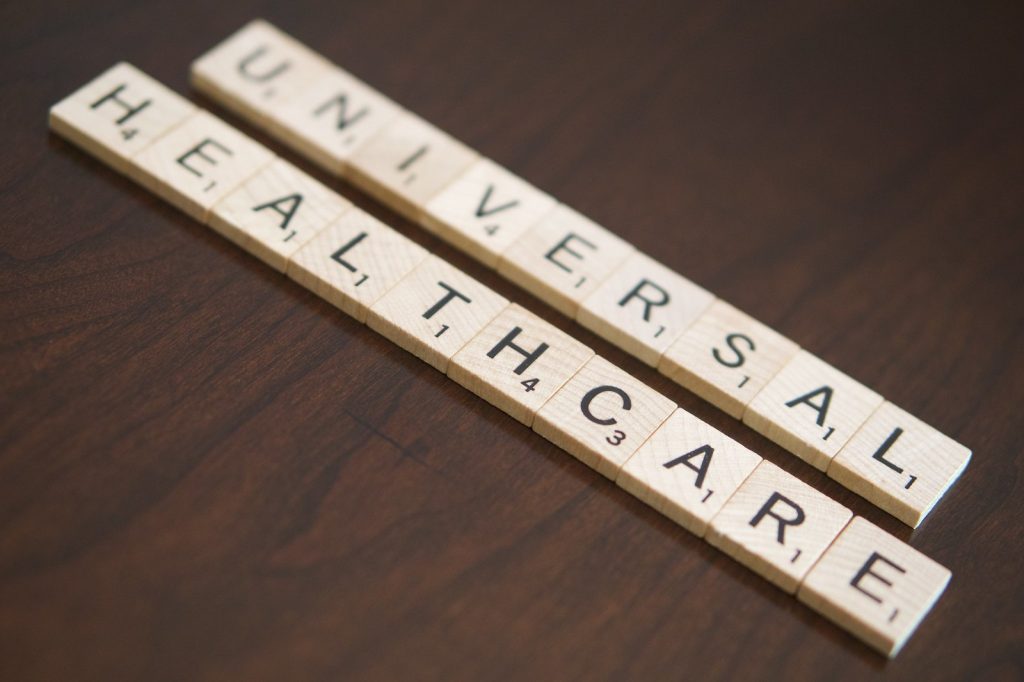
left=3, top=1, right=1021, bottom=679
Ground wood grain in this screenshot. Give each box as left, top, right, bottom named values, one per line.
left=3, top=0, right=1022, bottom=679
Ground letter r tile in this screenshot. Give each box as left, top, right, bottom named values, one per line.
left=577, top=252, right=715, bottom=366
left=533, top=355, right=675, bottom=479
left=828, top=402, right=971, bottom=527
left=798, top=517, right=951, bottom=658
left=288, top=208, right=429, bottom=323
left=49, top=62, right=196, bottom=177
left=743, top=350, right=884, bottom=471
left=366, top=255, right=508, bottom=372
left=131, top=110, right=275, bottom=222
left=448, top=304, right=594, bottom=426
left=706, top=460, right=852, bottom=593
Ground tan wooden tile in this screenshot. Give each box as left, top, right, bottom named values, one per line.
left=533, top=355, right=675, bottom=479
left=422, top=158, right=557, bottom=267
left=497, top=203, right=635, bottom=316
left=190, top=20, right=330, bottom=130
left=288, top=208, right=429, bottom=323
left=617, top=408, right=762, bottom=537
left=798, top=516, right=952, bottom=658
left=366, top=255, right=508, bottom=372
left=207, top=158, right=351, bottom=271
left=706, top=460, right=852, bottom=593
left=448, top=304, right=594, bottom=426
left=131, top=110, right=275, bottom=222
left=347, top=112, right=478, bottom=220
left=49, top=62, right=197, bottom=177
left=828, top=402, right=971, bottom=528
left=267, top=66, right=403, bottom=175
left=659, top=300, right=800, bottom=418
left=743, top=350, right=884, bottom=471
left=577, top=252, right=715, bottom=366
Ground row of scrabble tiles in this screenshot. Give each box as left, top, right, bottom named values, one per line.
left=51, top=61, right=951, bottom=659
left=188, top=20, right=972, bottom=529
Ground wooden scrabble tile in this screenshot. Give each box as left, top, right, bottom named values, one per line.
left=828, top=402, right=971, bottom=528
left=422, top=158, right=557, bottom=267
left=207, top=158, right=351, bottom=271
left=659, top=300, right=800, bottom=418
left=267, top=66, right=403, bottom=175
left=366, top=254, right=508, bottom=371
left=706, top=460, right=852, bottom=593
left=497, top=203, right=635, bottom=316
left=617, top=408, right=762, bottom=537
left=743, top=350, right=884, bottom=471
left=190, top=19, right=330, bottom=129
left=131, top=110, right=275, bottom=222
left=577, top=252, right=715, bottom=366
left=288, top=208, right=429, bottom=323
left=346, top=112, right=479, bottom=220
left=49, top=62, right=197, bottom=176
left=448, top=304, right=594, bottom=426
left=533, top=355, right=675, bottom=479
left=798, top=516, right=952, bottom=658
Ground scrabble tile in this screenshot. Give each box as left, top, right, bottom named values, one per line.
left=422, top=158, right=557, bottom=267
left=267, top=66, right=403, bottom=175
left=659, top=300, right=800, bottom=418
left=617, top=408, right=762, bottom=537
left=131, top=110, right=275, bottom=222
left=577, top=252, right=715, bottom=366
left=208, top=158, right=351, bottom=271
left=347, top=112, right=479, bottom=220
left=498, top=203, right=635, bottom=316
left=49, top=62, right=196, bottom=176
left=706, top=460, right=852, bottom=593
left=533, top=355, right=675, bottom=479
left=190, top=20, right=330, bottom=129
left=798, top=516, right=952, bottom=658
left=448, top=304, right=594, bottom=426
left=366, top=255, right=508, bottom=372
left=288, top=208, right=429, bottom=322
left=743, top=351, right=884, bottom=471
left=828, top=402, right=971, bottom=528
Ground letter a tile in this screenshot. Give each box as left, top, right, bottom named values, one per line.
left=617, top=408, right=762, bottom=537
left=208, top=158, right=351, bottom=271
left=347, top=112, right=478, bottom=220
left=577, top=252, right=715, bottom=366
left=288, top=208, right=429, bottom=322
left=191, top=20, right=331, bottom=130
left=366, top=255, right=508, bottom=372
left=659, top=300, right=799, bottom=418
left=798, top=517, right=951, bottom=658
left=131, top=110, right=275, bottom=222
left=49, top=62, right=196, bottom=177
left=448, top=304, right=594, bottom=426
left=422, top=158, right=557, bottom=267
left=498, top=204, right=635, bottom=316
left=743, top=350, right=884, bottom=471
left=706, top=460, right=852, bottom=593
left=533, top=355, right=675, bottom=479
left=828, top=402, right=971, bottom=527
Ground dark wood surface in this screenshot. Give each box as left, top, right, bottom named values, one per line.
left=2, top=1, right=1022, bottom=679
